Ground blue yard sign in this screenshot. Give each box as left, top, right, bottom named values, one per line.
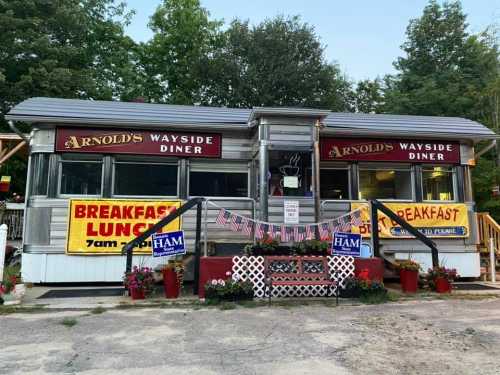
left=332, top=232, right=362, bottom=257
left=152, top=230, right=186, bottom=257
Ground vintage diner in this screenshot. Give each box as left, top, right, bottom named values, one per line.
left=5, top=98, right=496, bottom=283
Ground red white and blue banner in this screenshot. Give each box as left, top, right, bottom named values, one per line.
left=212, top=203, right=367, bottom=243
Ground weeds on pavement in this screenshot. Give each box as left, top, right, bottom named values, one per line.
left=60, top=317, right=78, bottom=327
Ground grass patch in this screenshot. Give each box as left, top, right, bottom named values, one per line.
left=90, top=306, right=107, bottom=314
left=0, top=305, right=48, bottom=315
left=60, top=317, right=78, bottom=327
left=218, top=302, right=237, bottom=310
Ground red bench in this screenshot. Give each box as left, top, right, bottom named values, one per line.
left=264, top=256, right=339, bottom=305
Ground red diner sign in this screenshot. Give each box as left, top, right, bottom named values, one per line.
left=320, top=138, right=460, bottom=163
left=55, top=128, right=221, bottom=158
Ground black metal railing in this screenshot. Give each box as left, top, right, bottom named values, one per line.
left=371, top=199, right=439, bottom=268
left=122, top=197, right=205, bottom=294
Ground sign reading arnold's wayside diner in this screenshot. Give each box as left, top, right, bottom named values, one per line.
left=56, top=128, right=222, bottom=158
left=320, top=138, right=460, bottom=163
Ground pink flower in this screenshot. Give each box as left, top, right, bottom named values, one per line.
left=211, top=279, right=218, bottom=286
left=225, top=271, right=232, bottom=277
left=218, top=279, right=225, bottom=286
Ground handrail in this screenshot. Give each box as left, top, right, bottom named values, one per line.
left=202, top=197, right=256, bottom=256
left=477, top=212, right=500, bottom=254
left=371, top=199, right=440, bottom=268
left=122, top=197, right=205, bottom=294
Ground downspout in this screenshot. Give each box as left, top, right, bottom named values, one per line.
left=312, top=120, right=322, bottom=228
left=8, top=120, right=31, bottom=144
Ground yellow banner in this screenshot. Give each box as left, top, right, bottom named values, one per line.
left=66, top=199, right=182, bottom=254
left=351, top=202, right=469, bottom=238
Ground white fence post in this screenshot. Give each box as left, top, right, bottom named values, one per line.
left=0, top=224, right=8, bottom=282
left=489, top=237, right=496, bottom=283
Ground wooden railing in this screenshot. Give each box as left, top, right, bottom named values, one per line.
left=477, top=212, right=500, bottom=255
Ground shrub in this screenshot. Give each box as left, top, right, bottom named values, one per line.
left=292, top=239, right=329, bottom=256
left=205, top=276, right=254, bottom=303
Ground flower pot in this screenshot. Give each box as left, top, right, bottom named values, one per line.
left=162, top=268, right=180, bottom=299
left=129, top=287, right=145, bottom=300
left=400, top=269, right=418, bottom=293
left=435, top=277, right=452, bottom=293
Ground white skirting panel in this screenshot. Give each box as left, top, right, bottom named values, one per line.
left=21, top=253, right=168, bottom=283
left=394, top=252, right=480, bottom=278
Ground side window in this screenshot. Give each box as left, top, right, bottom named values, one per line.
left=113, top=162, right=178, bottom=197
left=59, top=160, right=103, bottom=196
left=358, top=165, right=413, bottom=200
left=422, top=166, right=456, bottom=201
left=320, top=168, right=350, bottom=200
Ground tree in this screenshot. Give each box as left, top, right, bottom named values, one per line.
left=143, top=0, right=222, bottom=104
left=0, top=0, right=136, bottom=194
left=383, top=1, right=500, bottom=219
left=204, top=17, right=353, bottom=110
left=383, top=1, right=499, bottom=119
left=354, top=78, right=384, bottom=113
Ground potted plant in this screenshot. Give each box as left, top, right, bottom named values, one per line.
left=204, top=274, right=254, bottom=303
left=396, top=259, right=420, bottom=293
left=292, top=239, right=329, bottom=256
left=123, top=266, right=154, bottom=300
left=244, top=236, right=284, bottom=256
left=426, top=266, right=458, bottom=293
left=161, top=260, right=184, bottom=299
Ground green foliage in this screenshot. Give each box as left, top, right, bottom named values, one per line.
left=292, top=239, right=329, bottom=256
left=60, top=317, right=78, bottom=327
left=204, top=278, right=254, bottom=303
left=206, top=16, right=352, bottom=110
left=383, top=1, right=499, bottom=119
left=354, top=78, right=384, bottom=113
left=395, top=259, right=421, bottom=272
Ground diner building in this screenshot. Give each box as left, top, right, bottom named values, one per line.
left=5, top=97, right=497, bottom=283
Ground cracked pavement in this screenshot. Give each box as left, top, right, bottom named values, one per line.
left=1, top=298, right=500, bottom=374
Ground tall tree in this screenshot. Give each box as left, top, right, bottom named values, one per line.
left=354, top=78, right=384, bottom=113
left=143, top=0, right=222, bottom=104
left=204, top=17, right=353, bottom=110
left=383, top=1, right=500, bottom=218
left=0, top=0, right=136, bottom=195
left=383, top=1, right=499, bottom=119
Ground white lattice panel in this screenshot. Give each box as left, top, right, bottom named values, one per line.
left=232, top=256, right=355, bottom=298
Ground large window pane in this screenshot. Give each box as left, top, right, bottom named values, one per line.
left=320, top=169, right=350, bottom=199
left=60, top=162, right=102, bottom=195
left=114, top=163, right=177, bottom=196
left=190, top=171, right=247, bottom=197
left=268, top=151, right=312, bottom=197
left=423, top=166, right=455, bottom=201
left=359, top=167, right=412, bottom=200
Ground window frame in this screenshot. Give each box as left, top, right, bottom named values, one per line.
left=319, top=166, right=352, bottom=201
left=111, top=159, right=180, bottom=199
left=421, top=164, right=457, bottom=203
left=57, top=157, right=104, bottom=198
left=357, top=163, right=415, bottom=202
left=188, top=163, right=250, bottom=199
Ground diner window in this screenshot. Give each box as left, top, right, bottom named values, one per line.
left=320, top=168, right=350, bottom=200
left=268, top=151, right=312, bottom=197
left=60, top=160, right=102, bottom=195
left=359, top=165, right=413, bottom=200
left=114, top=162, right=178, bottom=196
left=422, top=166, right=455, bottom=201
left=190, top=171, right=248, bottom=197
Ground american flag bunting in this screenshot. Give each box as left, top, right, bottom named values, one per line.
left=216, top=209, right=231, bottom=225
left=230, top=214, right=243, bottom=232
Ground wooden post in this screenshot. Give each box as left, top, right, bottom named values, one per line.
left=490, top=237, right=497, bottom=283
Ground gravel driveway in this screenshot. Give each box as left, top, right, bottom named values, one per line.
left=1, top=298, right=500, bottom=375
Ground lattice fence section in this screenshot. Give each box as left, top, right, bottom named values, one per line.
left=232, top=256, right=355, bottom=298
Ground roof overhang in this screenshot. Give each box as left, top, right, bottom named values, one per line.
left=248, top=107, right=331, bottom=123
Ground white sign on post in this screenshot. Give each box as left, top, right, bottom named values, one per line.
left=284, top=200, right=299, bottom=224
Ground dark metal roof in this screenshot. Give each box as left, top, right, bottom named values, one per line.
left=6, top=97, right=496, bottom=141
left=323, top=112, right=496, bottom=140
left=6, top=97, right=251, bottom=128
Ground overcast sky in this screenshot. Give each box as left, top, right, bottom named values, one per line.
left=125, top=0, right=499, bottom=81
